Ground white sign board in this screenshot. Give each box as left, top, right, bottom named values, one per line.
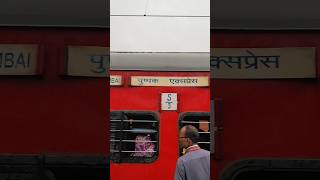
left=161, top=93, right=178, bottom=111
left=0, top=44, right=38, bottom=75
left=110, top=75, right=122, bottom=86
left=211, top=47, right=316, bottom=79
left=131, top=76, right=209, bottom=87
left=67, top=46, right=109, bottom=77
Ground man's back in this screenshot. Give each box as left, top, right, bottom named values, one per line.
left=174, top=149, right=210, bottom=180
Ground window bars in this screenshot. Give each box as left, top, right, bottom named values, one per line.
left=110, top=111, right=159, bottom=163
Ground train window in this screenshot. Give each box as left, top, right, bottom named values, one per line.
left=110, top=111, right=159, bottom=163
left=178, top=112, right=210, bottom=156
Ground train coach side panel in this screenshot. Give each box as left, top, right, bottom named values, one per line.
left=211, top=31, right=320, bottom=179
left=110, top=71, right=210, bottom=180
left=0, top=28, right=109, bottom=154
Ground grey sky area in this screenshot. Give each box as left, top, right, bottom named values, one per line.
left=111, top=0, right=209, bottom=16
left=110, top=0, right=210, bottom=70
left=111, top=0, right=209, bottom=52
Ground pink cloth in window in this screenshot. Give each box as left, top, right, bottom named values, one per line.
left=131, top=135, right=155, bottom=157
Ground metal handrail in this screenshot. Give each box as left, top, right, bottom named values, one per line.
left=198, top=142, right=211, bottom=144
left=110, top=139, right=158, bottom=143
left=110, top=129, right=158, bottom=133
left=110, top=150, right=157, bottom=153
left=181, top=121, right=210, bottom=124
left=111, top=120, right=158, bottom=123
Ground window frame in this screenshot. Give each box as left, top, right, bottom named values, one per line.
left=178, top=112, right=211, bottom=156
left=110, top=110, right=160, bottom=164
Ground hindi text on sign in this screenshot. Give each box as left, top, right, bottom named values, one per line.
left=131, top=76, right=209, bottom=87
left=211, top=47, right=316, bottom=79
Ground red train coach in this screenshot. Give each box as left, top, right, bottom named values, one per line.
left=211, top=30, right=320, bottom=180
left=109, top=55, right=211, bottom=179
left=0, top=1, right=109, bottom=179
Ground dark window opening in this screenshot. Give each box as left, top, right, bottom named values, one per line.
left=110, top=111, right=159, bottom=163
left=179, top=112, right=210, bottom=156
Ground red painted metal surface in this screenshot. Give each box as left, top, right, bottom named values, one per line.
left=211, top=31, right=320, bottom=179
left=0, top=27, right=109, bottom=155
left=110, top=71, right=210, bottom=180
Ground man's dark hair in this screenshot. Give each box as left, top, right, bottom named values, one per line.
left=184, top=125, right=199, bottom=144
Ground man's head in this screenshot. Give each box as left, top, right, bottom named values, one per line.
left=179, top=125, right=199, bottom=149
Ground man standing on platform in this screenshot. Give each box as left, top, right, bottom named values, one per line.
left=174, top=125, right=210, bottom=180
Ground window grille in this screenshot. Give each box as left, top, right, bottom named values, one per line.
left=179, top=112, right=210, bottom=156
left=110, top=111, right=159, bottom=163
